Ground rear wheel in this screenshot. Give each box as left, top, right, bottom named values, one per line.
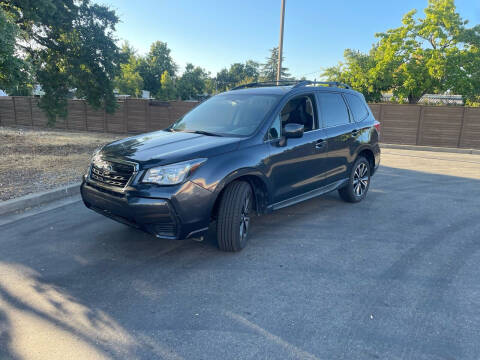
left=216, top=181, right=253, bottom=252
left=339, top=156, right=370, bottom=203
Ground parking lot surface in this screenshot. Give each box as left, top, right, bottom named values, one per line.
left=1, top=148, right=480, bottom=360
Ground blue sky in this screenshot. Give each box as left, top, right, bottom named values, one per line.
left=104, top=0, right=480, bottom=79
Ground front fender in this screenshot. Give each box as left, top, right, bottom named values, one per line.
left=190, top=143, right=272, bottom=215
left=212, top=167, right=270, bottom=196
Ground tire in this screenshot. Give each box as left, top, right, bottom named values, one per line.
left=216, top=181, right=253, bottom=252
left=338, top=156, right=371, bottom=203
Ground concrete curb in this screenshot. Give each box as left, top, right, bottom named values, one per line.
left=0, top=183, right=81, bottom=217
left=380, top=143, right=480, bottom=155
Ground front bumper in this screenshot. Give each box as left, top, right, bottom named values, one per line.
left=80, top=180, right=213, bottom=240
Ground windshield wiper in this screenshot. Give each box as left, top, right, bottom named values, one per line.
left=186, top=130, right=223, bottom=137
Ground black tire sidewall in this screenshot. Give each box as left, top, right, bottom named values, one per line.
left=216, top=181, right=253, bottom=251
left=238, top=186, right=253, bottom=249
left=339, top=156, right=371, bottom=203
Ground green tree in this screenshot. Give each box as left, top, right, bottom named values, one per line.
left=228, top=61, right=260, bottom=84
left=323, top=48, right=388, bottom=102
left=214, top=60, right=260, bottom=92
left=138, top=41, right=177, bottom=96
left=1, top=0, right=123, bottom=123
left=233, top=76, right=256, bottom=88
left=0, top=7, right=32, bottom=95
left=114, top=42, right=143, bottom=97
left=244, top=60, right=260, bottom=79
left=455, top=26, right=480, bottom=105
left=373, top=0, right=479, bottom=103
left=324, top=0, right=480, bottom=104
left=177, top=63, right=208, bottom=100
left=204, top=77, right=217, bottom=94
left=260, top=47, right=290, bottom=82
left=158, top=70, right=176, bottom=100
left=215, top=68, right=232, bottom=92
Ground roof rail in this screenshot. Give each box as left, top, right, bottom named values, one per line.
left=293, top=81, right=351, bottom=89
left=232, top=80, right=304, bottom=90
left=231, top=80, right=352, bottom=91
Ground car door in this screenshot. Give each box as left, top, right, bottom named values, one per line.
left=316, top=91, right=356, bottom=184
left=266, top=94, right=328, bottom=203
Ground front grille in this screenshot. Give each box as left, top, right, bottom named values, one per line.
left=90, top=159, right=135, bottom=189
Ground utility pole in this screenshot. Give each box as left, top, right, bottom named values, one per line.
left=276, top=0, right=285, bottom=85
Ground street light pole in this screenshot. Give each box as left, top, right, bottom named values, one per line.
left=276, top=0, right=285, bottom=85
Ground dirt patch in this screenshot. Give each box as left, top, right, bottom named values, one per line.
left=0, top=126, right=121, bottom=201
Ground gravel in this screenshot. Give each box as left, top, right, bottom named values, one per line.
left=0, top=126, right=120, bottom=201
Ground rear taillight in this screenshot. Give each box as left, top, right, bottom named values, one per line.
left=374, top=121, right=381, bottom=134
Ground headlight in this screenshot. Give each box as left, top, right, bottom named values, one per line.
left=86, top=148, right=102, bottom=176
left=142, top=159, right=206, bottom=185
left=91, top=147, right=102, bottom=162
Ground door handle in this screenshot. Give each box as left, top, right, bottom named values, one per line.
left=315, top=139, right=326, bottom=148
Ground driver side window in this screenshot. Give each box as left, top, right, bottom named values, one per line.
left=268, top=94, right=317, bottom=140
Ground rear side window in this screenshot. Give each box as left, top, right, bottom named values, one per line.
left=317, top=93, right=350, bottom=127
left=345, top=94, right=369, bottom=122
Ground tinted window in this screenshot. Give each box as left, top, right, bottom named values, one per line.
left=345, top=94, right=369, bottom=122
left=280, top=95, right=316, bottom=132
left=172, top=94, right=280, bottom=136
left=317, top=93, right=350, bottom=127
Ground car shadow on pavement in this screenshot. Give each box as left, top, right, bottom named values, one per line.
left=1, top=165, right=480, bottom=359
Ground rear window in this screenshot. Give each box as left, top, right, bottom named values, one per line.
left=345, top=94, right=369, bottom=122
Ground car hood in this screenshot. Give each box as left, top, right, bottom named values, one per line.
left=100, top=130, right=242, bottom=167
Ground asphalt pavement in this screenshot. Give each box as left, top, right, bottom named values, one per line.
left=1, top=149, right=480, bottom=360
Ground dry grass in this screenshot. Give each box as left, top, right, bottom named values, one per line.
left=0, top=126, right=120, bottom=201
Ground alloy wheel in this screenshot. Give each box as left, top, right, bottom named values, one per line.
left=239, top=194, right=251, bottom=242
left=353, top=162, right=369, bottom=197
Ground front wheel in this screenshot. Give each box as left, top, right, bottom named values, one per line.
left=216, top=181, right=253, bottom=252
left=338, top=156, right=371, bottom=203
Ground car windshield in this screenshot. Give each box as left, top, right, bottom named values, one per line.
left=170, top=93, right=280, bottom=136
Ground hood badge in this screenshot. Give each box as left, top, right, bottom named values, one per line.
left=93, top=156, right=113, bottom=173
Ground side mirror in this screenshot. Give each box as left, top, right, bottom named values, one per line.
left=284, top=123, right=304, bottom=138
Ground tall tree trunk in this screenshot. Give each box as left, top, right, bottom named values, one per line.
left=408, top=94, right=421, bottom=104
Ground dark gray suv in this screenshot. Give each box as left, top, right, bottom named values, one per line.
left=81, top=81, right=381, bottom=251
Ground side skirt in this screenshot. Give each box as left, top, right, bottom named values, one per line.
left=268, top=178, right=348, bottom=211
